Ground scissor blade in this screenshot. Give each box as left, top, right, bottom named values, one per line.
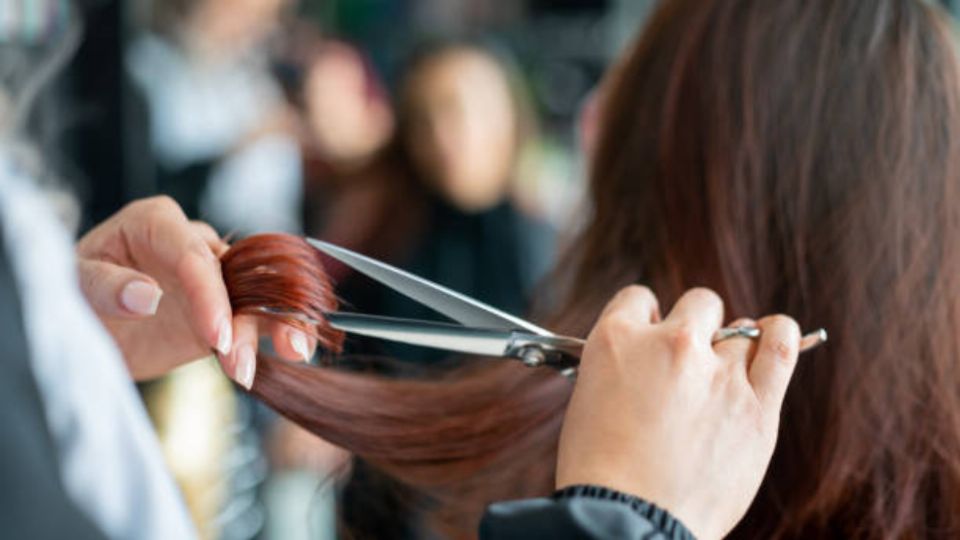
left=307, top=238, right=553, bottom=335
left=326, top=312, right=514, bottom=357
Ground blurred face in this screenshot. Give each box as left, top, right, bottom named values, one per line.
left=304, top=45, right=394, bottom=168
left=404, top=49, right=518, bottom=212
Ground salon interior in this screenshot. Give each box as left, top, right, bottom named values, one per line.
left=7, top=0, right=960, bottom=539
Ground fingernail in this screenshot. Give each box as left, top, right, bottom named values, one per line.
left=289, top=330, right=310, bottom=362
left=217, top=319, right=232, bottom=356
left=121, top=280, right=163, bottom=316
left=235, top=345, right=256, bottom=390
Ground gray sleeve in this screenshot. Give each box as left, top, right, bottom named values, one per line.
left=479, top=485, right=696, bottom=540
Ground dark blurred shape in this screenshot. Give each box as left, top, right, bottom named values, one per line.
left=528, top=0, right=610, bottom=14
left=61, top=0, right=154, bottom=231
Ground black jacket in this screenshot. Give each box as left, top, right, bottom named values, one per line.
left=480, top=485, right=696, bottom=540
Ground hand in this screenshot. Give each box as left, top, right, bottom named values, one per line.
left=556, top=286, right=801, bottom=540
left=76, top=196, right=317, bottom=386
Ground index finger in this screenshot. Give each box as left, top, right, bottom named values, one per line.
left=122, top=197, right=234, bottom=355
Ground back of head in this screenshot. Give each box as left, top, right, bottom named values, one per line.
left=561, top=0, right=960, bottom=536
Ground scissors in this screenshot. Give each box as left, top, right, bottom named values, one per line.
left=305, top=239, right=827, bottom=376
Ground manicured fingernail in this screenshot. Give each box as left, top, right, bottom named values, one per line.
left=236, top=345, right=256, bottom=390
left=217, top=319, right=232, bottom=356
left=121, top=280, right=163, bottom=316
left=289, top=330, right=310, bottom=362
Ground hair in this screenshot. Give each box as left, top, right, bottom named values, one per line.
left=220, top=234, right=344, bottom=350
left=220, top=0, right=960, bottom=537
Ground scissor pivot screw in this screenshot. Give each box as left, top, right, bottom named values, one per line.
left=521, top=348, right=546, bottom=368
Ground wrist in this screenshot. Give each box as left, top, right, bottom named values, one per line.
left=553, top=484, right=699, bottom=539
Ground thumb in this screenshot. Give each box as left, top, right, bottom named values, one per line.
left=78, top=259, right=164, bottom=318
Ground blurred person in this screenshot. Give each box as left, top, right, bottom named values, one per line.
left=127, top=0, right=302, bottom=234
left=338, top=42, right=556, bottom=360
left=300, top=41, right=394, bottom=171
left=391, top=41, right=554, bottom=327
left=402, top=44, right=525, bottom=214
left=325, top=40, right=549, bottom=539
left=295, top=40, right=557, bottom=321
left=291, top=39, right=418, bottom=277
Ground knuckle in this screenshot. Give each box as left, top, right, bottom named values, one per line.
left=686, top=287, right=723, bottom=309
left=149, top=194, right=180, bottom=213
left=78, top=263, right=101, bottom=292
left=128, top=195, right=168, bottom=214
left=763, top=314, right=801, bottom=360
left=600, top=311, right=639, bottom=341
left=192, top=221, right=219, bottom=238
left=764, top=336, right=796, bottom=365
left=665, top=322, right=697, bottom=353
left=623, top=284, right=656, bottom=303
left=132, top=196, right=176, bottom=226
left=630, top=285, right=660, bottom=312
left=767, top=313, right=799, bottom=332
left=142, top=196, right=186, bottom=224
left=77, top=262, right=116, bottom=309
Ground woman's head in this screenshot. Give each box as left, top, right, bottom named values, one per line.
left=561, top=0, right=960, bottom=535
left=398, top=43, right=527, bottom=212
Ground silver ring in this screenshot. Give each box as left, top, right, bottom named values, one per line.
left=712, top=325, right=761, bottom=344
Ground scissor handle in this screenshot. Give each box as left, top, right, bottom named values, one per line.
left=512, top=326, right=827, bottom=379
left=505, top=334, right=585, bottom=372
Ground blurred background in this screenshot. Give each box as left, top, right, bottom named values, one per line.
left=15, top=0, right=960, bottom=538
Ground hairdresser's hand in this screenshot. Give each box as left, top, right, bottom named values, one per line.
left=556, top=287, right=801, bottom=540
left=76, top=196, right=317, bottom=386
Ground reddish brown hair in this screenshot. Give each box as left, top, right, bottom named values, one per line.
left=221, top=0, right=960, bottom=537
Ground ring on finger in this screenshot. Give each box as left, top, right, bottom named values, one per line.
left=712, top=325, right=761, bottom=344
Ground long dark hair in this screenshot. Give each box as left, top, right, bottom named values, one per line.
left=560, top=0, right=960, bottom=536
left=224, top=0, right=960, bottom=537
